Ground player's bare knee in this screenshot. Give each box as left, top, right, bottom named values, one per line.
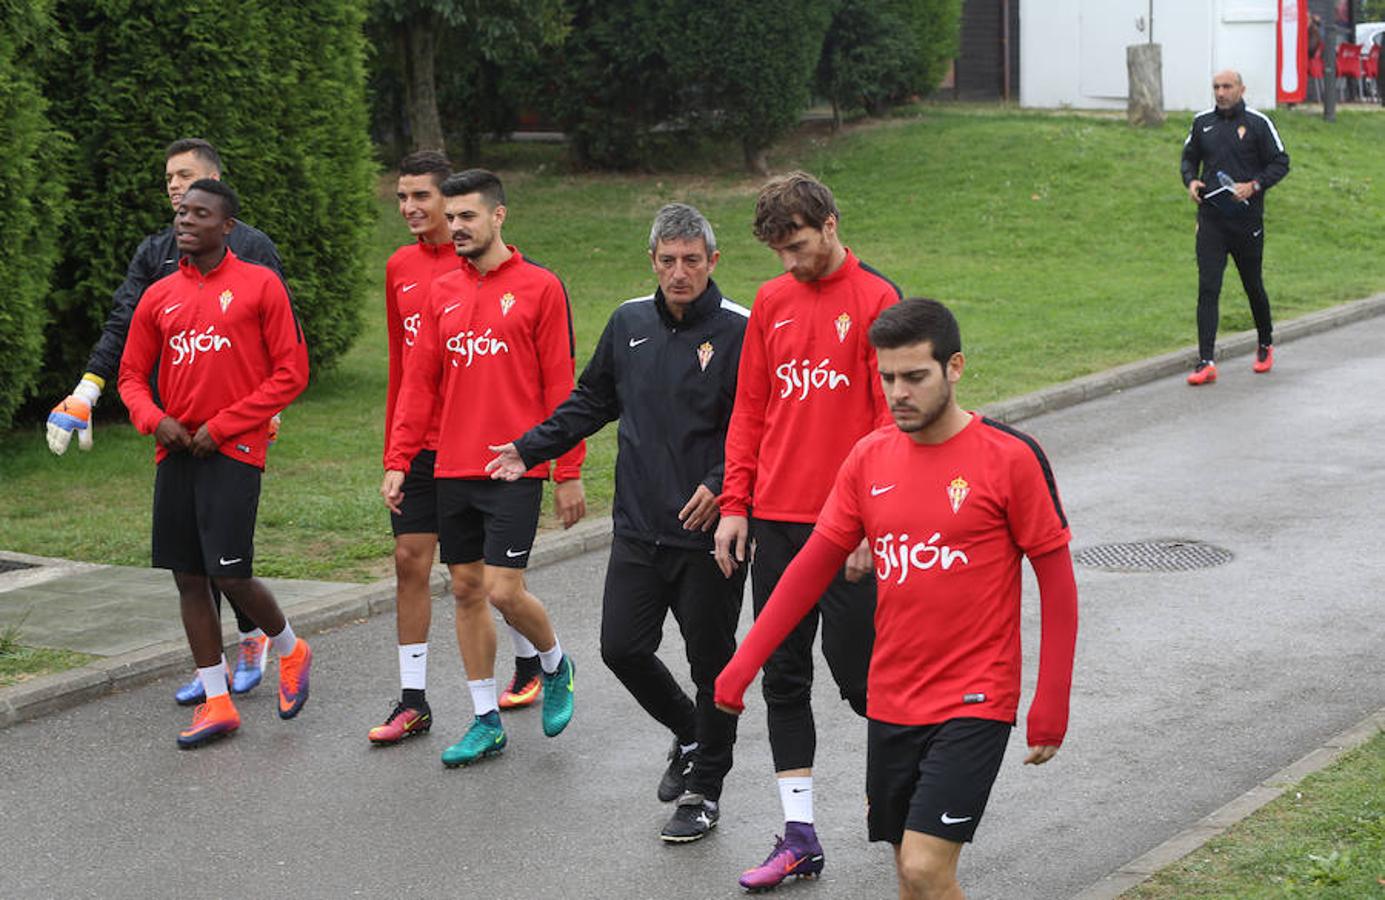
left=896, top=840, right=962, bottom=900
left=450, top=574, right=485, bottom=609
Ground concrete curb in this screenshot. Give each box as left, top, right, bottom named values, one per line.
left=5, top=293, right=1385, bottom=734
left=1070, top=706, right=1385, bottom=900
left=0, top=516, right=613, bottom=731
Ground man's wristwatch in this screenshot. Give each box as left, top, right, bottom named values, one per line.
left=1252, top=180, right=1262, bottom=193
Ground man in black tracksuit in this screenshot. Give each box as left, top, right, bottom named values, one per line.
left=45, top=137, right=284, bottom=706
left=1180, top=69, right=1290, bottom=385
left=486, top=204, right=748, bottom=843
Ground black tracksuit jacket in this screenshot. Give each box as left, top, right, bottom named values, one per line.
left=85, top=222, right=283, bottom=382
left=1180, top=100, right=1290, bottom=221
left=515, top=280, right=748, bottom=551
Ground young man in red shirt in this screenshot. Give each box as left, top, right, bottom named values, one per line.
left=383, top=169, right=585, bottom=768
left=713, top=172, right=899, bottom=889
left=717, top=298, right=1079, bottom=899
left=118, top=180, right=313, bottom=749
left=371, top=153, right=544, bottom=747
left=49, top=138, right=286, bottom=706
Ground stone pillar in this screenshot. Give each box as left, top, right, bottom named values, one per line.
left=1127, top=43, right=1166, bottom=127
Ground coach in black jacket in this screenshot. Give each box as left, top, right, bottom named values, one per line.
left=488, top=204, right=748, bottom=843
left=1180, top=69, right=1290, bottom=384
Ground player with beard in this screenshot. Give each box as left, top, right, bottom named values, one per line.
left=383, top=169, right=584, bottom=767
left=717, top=298, right=1079, bottom=900
left=714, top=172, right=899, bottom=890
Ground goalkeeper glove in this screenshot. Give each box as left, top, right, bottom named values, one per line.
left=46, top=374, right=104, bottom=456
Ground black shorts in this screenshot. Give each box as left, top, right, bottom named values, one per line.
left=436, top=477, right=543, bottom=568
left=390, top=449, right=439, bottom=537
left=866, top=717, right=1011, bottom=845
left=152, top=452, right=262, bottom=579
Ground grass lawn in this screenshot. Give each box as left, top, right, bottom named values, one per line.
left=1124, top=729, right=1385, bottom=898
left=2, top=103, right=1384, bottom=584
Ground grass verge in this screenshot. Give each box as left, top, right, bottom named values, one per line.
left=1124, top=729, right=1385, bottom=898
left=0, top=619, right=95, bottom=688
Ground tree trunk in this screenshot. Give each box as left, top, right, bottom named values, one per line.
left=401, top=16, right=445, bottom=152
left=743, top=140, right=769, bottom=176
left=1126, top=43, right=1165, bottom=127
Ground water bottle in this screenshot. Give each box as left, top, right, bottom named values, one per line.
left=1217, top=170, right=1250, bottom=206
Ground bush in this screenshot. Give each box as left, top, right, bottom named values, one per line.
left=38, top=0, right=374, bottom=404
left=678, top=0, right=833, bottom=172
left=816, top=0, right=962, bottom=125
left=0, top=0, right=66, bottom=428
left=542, top=0, right=684, bottom=169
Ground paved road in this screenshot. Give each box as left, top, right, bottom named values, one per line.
left=2, top=317, right=1383, bottom=899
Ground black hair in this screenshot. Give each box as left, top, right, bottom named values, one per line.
left=868, top=297, right=961, bottom=364
left=184, top=177, right=240, bottom=218
left=440, top=168, right=505, bottom=208
left=398, top=150, right=452, bottom=187
left=165, top=138, right=223, bottom=174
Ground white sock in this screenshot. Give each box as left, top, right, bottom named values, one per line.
left=269, top=622, right=297, bottom=657
left=779, top=776, right=814, bottom=824
left=199, top=662, right=230, bottom=699
left=238, top=628, right=265, bottom=642
left=538, top=636, right=564, bottom=674
left=510, top=625, right=538, bottom=659
left=399, top=642, right=428, bottom=691
left=469, top=678, right=498, bottom=717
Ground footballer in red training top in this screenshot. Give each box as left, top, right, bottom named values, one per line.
left=717, top=298, right=1079, bottom=899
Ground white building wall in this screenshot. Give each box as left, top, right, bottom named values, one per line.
left=1021, top=0, right=1279, bottom=112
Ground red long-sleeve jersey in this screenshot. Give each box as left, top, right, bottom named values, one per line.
left=118, top=249, right=309, bottom=469
left=386, top=246, right=585, bottom=481
left=383, top=239, right=459, bottom=464
left=720, top=250, right=899, bottom=522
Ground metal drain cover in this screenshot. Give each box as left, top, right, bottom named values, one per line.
left=1073, top=539, right=1233, bottom=573
left=0, top=559, right=39, bottom=575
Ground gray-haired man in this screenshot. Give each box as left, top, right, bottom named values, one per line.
left=487, top=204, right=749, bottom=841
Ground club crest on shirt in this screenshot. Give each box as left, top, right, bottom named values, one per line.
left=500, top=292, right=516, bottom=316
left=1237, top=125, right=1246, bottom=140
left=697, top=341, right=714, bottom=372
left=219, top=290, right=234, bottom=314
left=834, top=313, right=851, bottom=343
left=947, top=476, right=970, bottom=513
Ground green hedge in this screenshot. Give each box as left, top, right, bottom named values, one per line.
left=38, top=0, right=374, bottom=403
left=0, top=0, right=66, bottom=428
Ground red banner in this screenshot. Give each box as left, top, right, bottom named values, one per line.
left=1278, top=0, right=1308, bottom=103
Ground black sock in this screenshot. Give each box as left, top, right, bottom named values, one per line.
left=514, top=654, right=541, bottom=681
left=402, top=688, right=428, bottom=709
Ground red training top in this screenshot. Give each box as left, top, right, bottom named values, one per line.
left=386, top=247, right=585, bottom=481
left=814, top=414, right=1072, bottom=727
left=720, top=249, right=898, bottom=522
left=119, top=249, right=309, bottom=469
left=384, top=239, right=459, bottom=463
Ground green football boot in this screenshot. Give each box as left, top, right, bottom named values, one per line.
left=541, top=655, right=575, bottom=737
left=441, top=712, right=507, bottom=767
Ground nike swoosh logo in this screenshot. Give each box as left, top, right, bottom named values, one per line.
left=940, top=813, right=973, bottom=825
left=401, top=282, right=418, bottom=292
left=494, top=734, right=504, bottom=744
left=163, top=303, right=181, bottom=315
left=1202, top=125, right=1214, bottom=132
left=163, top=258, right=176, bottom=265
left=870, top=484, right=896, bottom=496
left=566, top=666, right=574, bottom=691
left=790, top=788, right=810, bottom=793
left=773, top=318, right=794, bottom=329
left=219, top=557, right=243, bottom=566
left=629, top=337, right=650, bottom=348
left=1252, top=229, right=1263, bottom=237
left=505, top=547, right=529, bottom=558
left=443, top=303, right=462, bottom=314
left=410, top=652, right=425, bottom=658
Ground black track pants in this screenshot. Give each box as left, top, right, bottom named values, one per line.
left=599, top=536, right=746, bottom=801
left=1195, top=211, right=1274, bottom=361
left=750, top=518, right=875, bottom=773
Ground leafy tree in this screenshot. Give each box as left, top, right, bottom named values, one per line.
left=369, top=0, right=567, bottom=156
left=0, top=0, right=67, bottom=427
left=39, top=0, right=374, bottom=399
